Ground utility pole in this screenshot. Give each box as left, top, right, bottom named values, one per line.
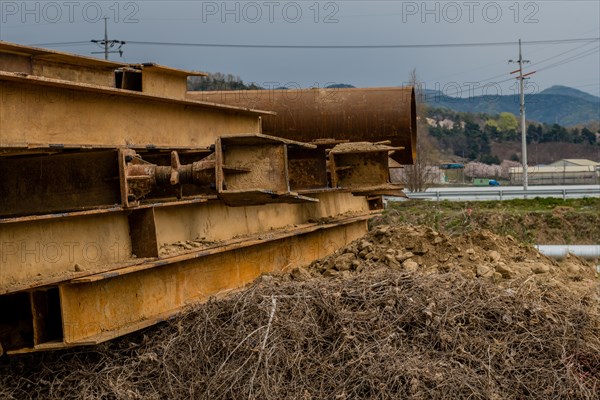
left=509, top=39, right=535, bottom=195
left=103, top=17, right=108, bottom=60
left=91, top=17, right=125, bottom=60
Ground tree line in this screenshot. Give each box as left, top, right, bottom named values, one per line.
left=188, top=73, right=261, bottom=91
left=188, top=73, right=355, bottom=91
left=428, top=108, right=598, bottom=164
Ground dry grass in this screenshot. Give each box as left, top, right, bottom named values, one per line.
left=381, top=198, right=600, bottom=245
left=1, top=269, right=598, bottom=399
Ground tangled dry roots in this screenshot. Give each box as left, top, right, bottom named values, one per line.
left=1, top=269, right=598, bottom=399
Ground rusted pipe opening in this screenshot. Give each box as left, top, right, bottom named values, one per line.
left=187, top=87, right=418, bottom=164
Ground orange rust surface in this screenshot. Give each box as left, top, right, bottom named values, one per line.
left=188, top=87, right=417, bottom=164
left=0, top=75, right=262, bottom=150
left=0, top=192, right=370, bottom=295
left=59, top=220, right=367, bottom=344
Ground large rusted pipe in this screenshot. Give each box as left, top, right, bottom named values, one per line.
left=188, top=87, right=417, bottom=164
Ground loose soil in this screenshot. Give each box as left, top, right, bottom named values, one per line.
left=1, top=220, right=598, bottom=399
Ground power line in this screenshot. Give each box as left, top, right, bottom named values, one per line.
left=90, top=17, right=125, bottom=60
left=28, top=37, right=599, bottom=51
left=493, top=45, right=600, bottom=83
left=29, top=41, right=90, bottom=47
left=405, top=36, right=599, bottom=99
left=439, top=40, right=600, bottom=97
left=121, top=37, right=599, bottom=49
left=524, top=26, right=600, bottom=55
left=534, top=46, right=600, bottom=73
left=468, top=72, right=514, bottom=86
left=529, top=39, right=598, bottom=67
left=490, top=44, right=600, bottom=81
left=25, top=35, right=598, bottom=93
left=430, top=27, right=600, bottom=83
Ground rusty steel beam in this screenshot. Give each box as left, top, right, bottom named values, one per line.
left=0, top=72, right=270, bottom=150
left=2, top=215, right=369, bottom=354
left=0, top=42, right=208, bottom=97
left=0, top=192, right=370, bottom=296
left=188, top=87, right=417, bottom=164
left=0, top=189, right=373, bottom=354
left=0, top=135, right=396, bottom=219
left=0, top=42, right=397, bottom=355
left=0, top=41, right=127, bottom=88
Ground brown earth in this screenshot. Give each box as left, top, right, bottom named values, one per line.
left=307, top=223, right=597, bottom=293
left=0, top=223, right=598, bottom=399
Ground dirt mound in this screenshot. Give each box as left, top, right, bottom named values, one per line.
left=309, top=223, right=597, bottom=292
left=0, top=224, right=598, bottom=399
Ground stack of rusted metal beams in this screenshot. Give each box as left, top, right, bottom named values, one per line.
left=0, top=42, right=416, bottom=355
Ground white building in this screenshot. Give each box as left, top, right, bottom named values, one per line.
left=548, top=159, right=599, bottom=168
left=510, top=159, right=599, bottom=185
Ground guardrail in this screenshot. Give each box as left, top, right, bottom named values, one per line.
left=392, top=187, right=600, bottom=201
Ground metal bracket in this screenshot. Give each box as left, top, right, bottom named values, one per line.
left=119, top=134, right=322, bottom=207
left=118, top=149, right=219, bottom=207
left=328, top=142, right=405, bottom=196
left=215, top=134, right=319, bottom=206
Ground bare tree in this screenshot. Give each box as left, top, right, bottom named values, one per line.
left=398, top=69, right=440, bottom=192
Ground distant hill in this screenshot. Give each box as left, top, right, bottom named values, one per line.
left=326, top=83, right=356, bottom=89
left=539, top=85, right=599, bottom=103
left=423, top=86, right=599, bottom=126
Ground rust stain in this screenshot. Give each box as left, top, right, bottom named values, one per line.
left=189, top=87, right=417, bottom=164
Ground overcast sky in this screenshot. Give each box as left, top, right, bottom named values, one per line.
left=1, top=1, right=598, bottom=97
